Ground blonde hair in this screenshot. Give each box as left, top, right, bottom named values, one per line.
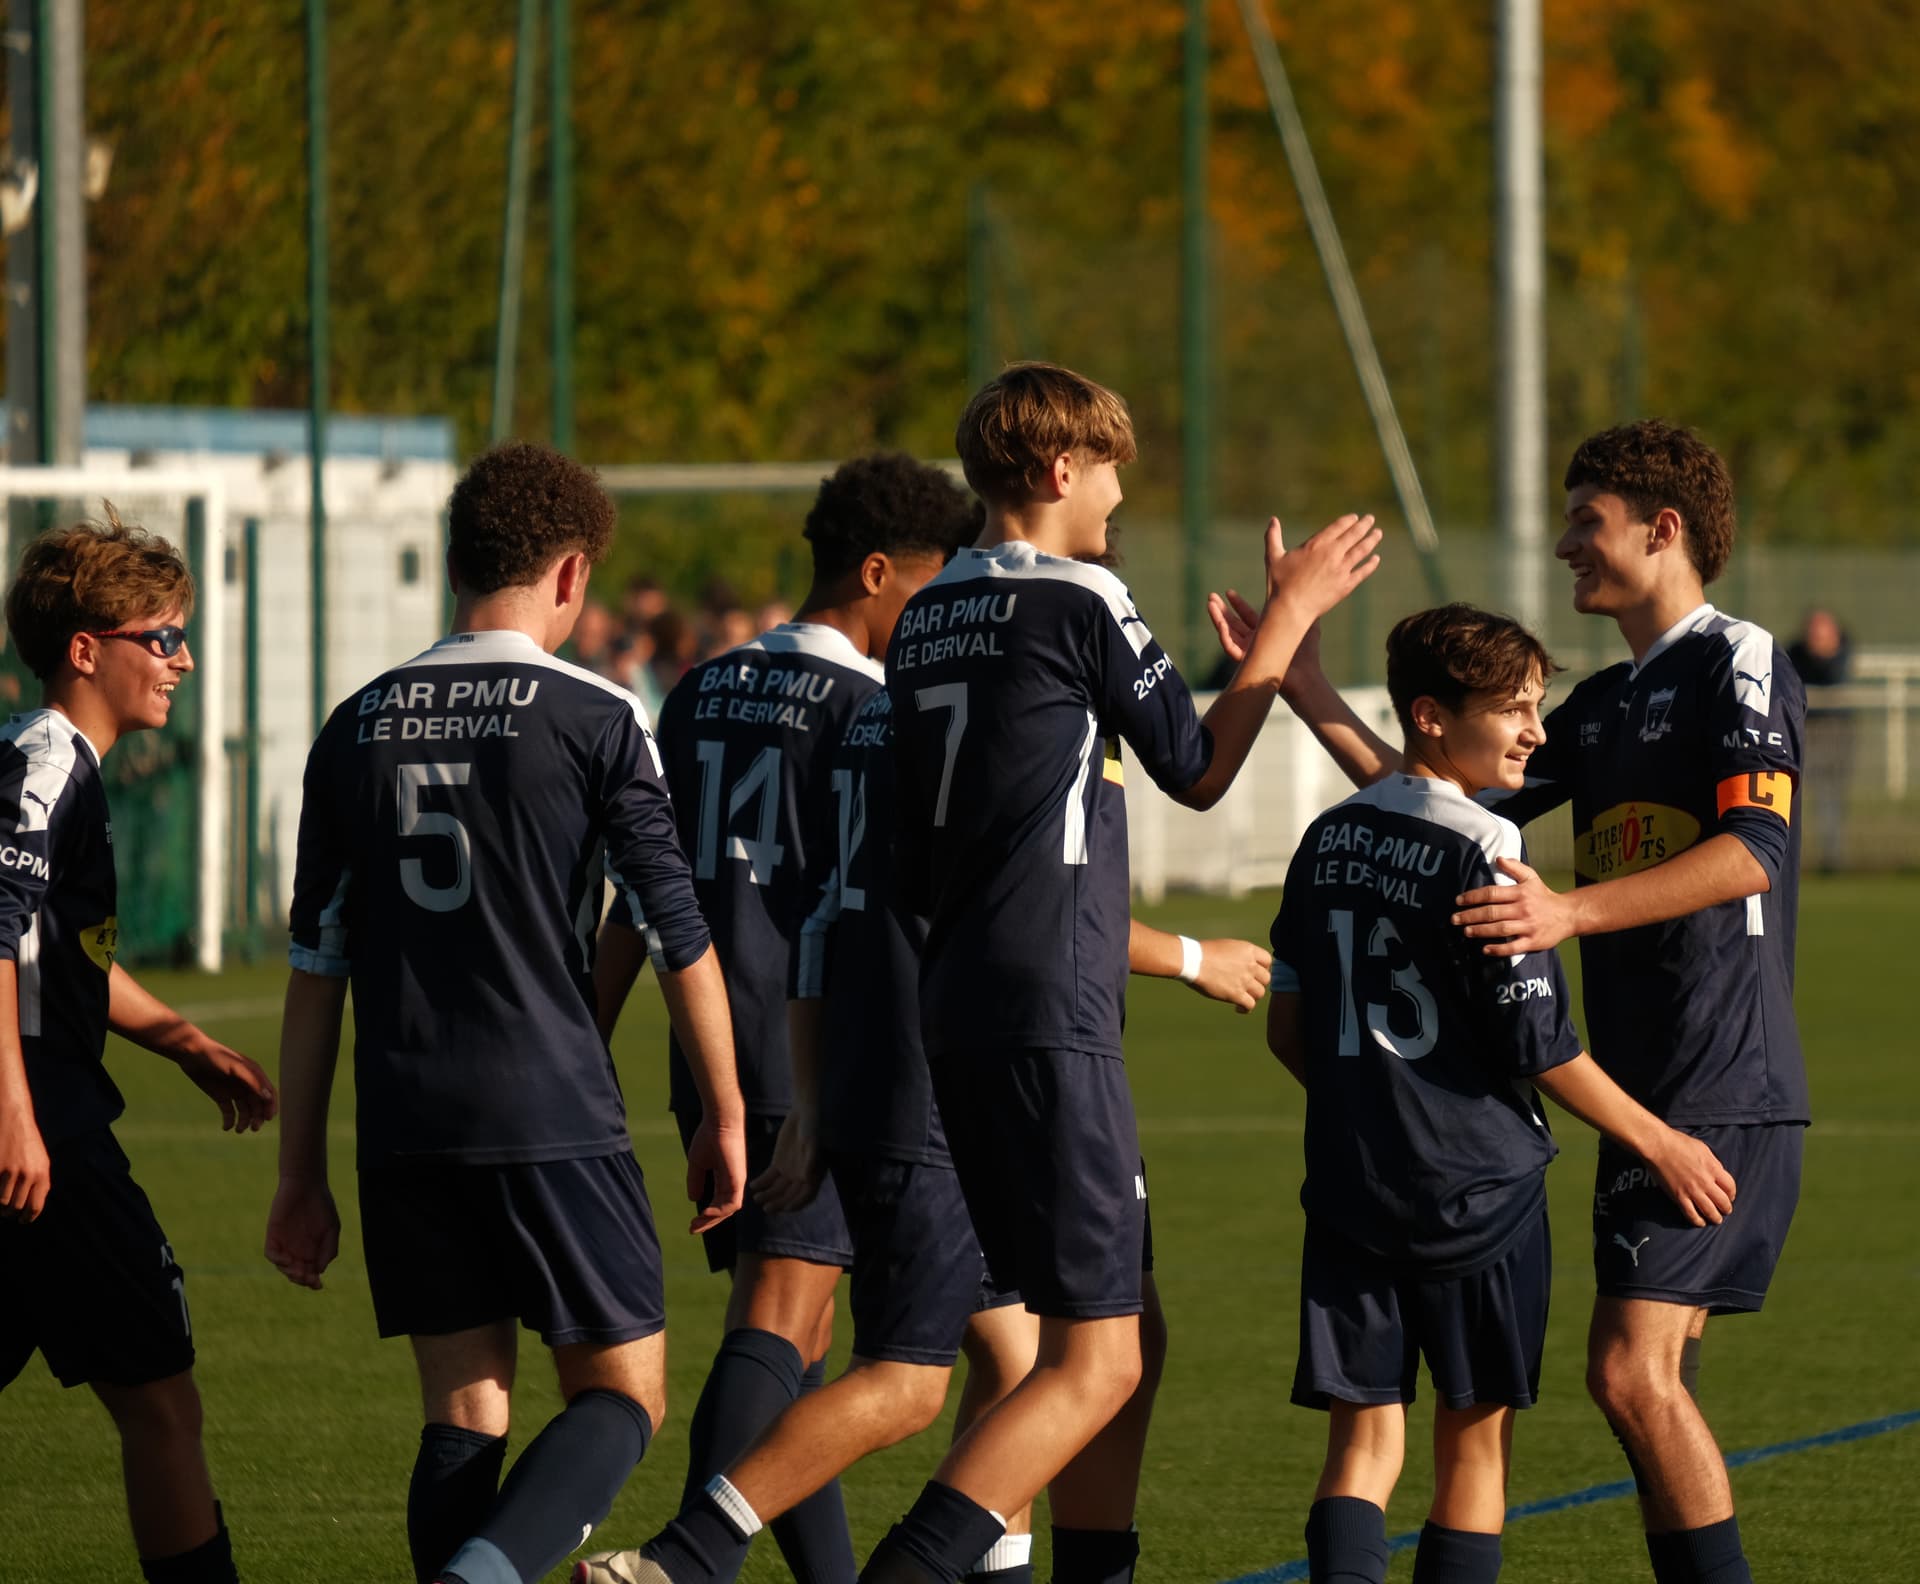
left=954, top=362, right=1138, bottom=507
left=3, top=505, right=196, bottom=679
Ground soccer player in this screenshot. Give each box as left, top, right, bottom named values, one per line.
left=858, top=361, right=1382, bottom=1584
left=1264, top=604, right=1734, bottom=1584
left=575, top=667, right=1271, bottom=1584
left=0, top=513, right=278, bottom=1584
left=264, top=442, right=747, bottom=1584
left=598, top=452, right=986, bottom=1584
left=1274, top=422, right=1805, bottom=1584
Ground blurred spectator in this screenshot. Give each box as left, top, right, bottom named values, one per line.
left=754, top=598, right=794, bottom=634
left=647, top=609, right=699, bottom=706
left=622, top=574, right=668, bottom=634
left=1788, top=607, right=1854, bottom=871
left=569, top=599, right=621, bottom=674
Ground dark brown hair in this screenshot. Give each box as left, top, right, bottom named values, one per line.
left=4, top=506, right=196, bottom=680
left=447, top=441, right=615, bottom=594
left=1563, top=420, right=1736, bottom=585
left=1386, top=603, right=1559, bottom=739
left=954, top=362, right=1137, bottom=507
left=803, top=453, right=982, bottom=578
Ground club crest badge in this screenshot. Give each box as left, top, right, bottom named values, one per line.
left=1639, top=687, right=1678, bottom=743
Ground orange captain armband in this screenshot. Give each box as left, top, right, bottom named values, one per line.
left=1716, top=770, right=1794, bottom=822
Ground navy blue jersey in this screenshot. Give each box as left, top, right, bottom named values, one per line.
left=886, top=544, right=1213, bottom=1059
left=645, top=623, right=885, bottom=1119
left=0, top=712, right=122, bottom=1144
left=793, top=686, right=944, bottom=1165
left=1487, top=605, right=1808, bottom=1125
left=288, top=629, right=709, bottom=1168
left=1270, top=775, right=1584, bottom=1278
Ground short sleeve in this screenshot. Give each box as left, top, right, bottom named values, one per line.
left=600, top=707, right=710, bottom=973
left=1703, top=630, right=1804, bottom=886
left=1089, top=580, right=1213, bottom=796
left=287, top=728, right=354, bottom=977
left=1268, top=845, right=1315, bottom=994
left=1457, top=838, right=1582, bottom=1077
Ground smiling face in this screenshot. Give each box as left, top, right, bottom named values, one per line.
left=80, top=607, right=194, bottom=735
left=1557, top=484, right=1658, bottom=619
left=1411, top=667, right=1547, bottom=796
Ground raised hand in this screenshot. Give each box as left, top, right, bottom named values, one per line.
left=1266, top=513, right=1382, bottom=620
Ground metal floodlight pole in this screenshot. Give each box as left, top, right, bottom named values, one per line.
left=492, top=0, right=541, bottom=446
left=1231, top=0, right=1446, bottom=600
left=1182, top=0, right=1211, bottom=670
left=306, top=0, right=330, bottom=733
left=550, top=0, right=575, bottom=453
left=1495, top=0, right=1547, bottom=632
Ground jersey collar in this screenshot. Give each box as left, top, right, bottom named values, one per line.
left=756, top=621, right=885, bottom=682
left=428, top=628, right=547, bottom=657
left=1631, top=602, right=1715, bottom=677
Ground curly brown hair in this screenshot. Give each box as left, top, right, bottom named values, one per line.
left=447, top=442, right=615, bottom=594
left=1386, top=603, right=1560, bottom=740
left=1563, top=420, right=1736, bottom=585
left=4, top=506, right=196, bottom=680
left=955, top=362, right=1137, bottom=508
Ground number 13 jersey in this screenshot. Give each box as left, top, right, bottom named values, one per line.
left=645, top=622, right=884, bottom=1120
left=1269, top=776, right=1584, bottom=1277
left=289, top=629, right=711, bottom=1167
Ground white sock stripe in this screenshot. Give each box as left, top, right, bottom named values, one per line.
left=974, top=1533, right=1034, bottom=1572
left=704, top=1474, right=764, bottom=1538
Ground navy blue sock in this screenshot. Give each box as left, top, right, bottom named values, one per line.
left=408, top=1424, right=508, bottom=1583
left=1050, top=1525, right=1139, bottom=1584
left=682, top=1328, right=806, bottom=1507
left=645, top=1488, right=757, bottom=1584
left=140, top=1501, right=237, bottom=1584
left=441, top=1387, right=653, bottom=1584
left=1647, top=1517, right=1753, bottom=1584
left=859, top=1481, right=1006, bottom=1584
left=768, top=1355, right=856, bottom=1584
left=1410, top=1521, right=1502, bottom=1584
left=1304, top=1497, right=1389, bottom=1584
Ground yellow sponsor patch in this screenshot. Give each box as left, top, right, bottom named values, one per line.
left=1102, top=738, right=1125, bottom=785
left=1717, top=770, right=1793, bottom=823
left=1575, top=803, right=1700, bottom=881
left=82, top=916, right=119, bottom=973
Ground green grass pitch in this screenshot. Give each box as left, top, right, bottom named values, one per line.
left=2, top=875, right=1915, bottom=1581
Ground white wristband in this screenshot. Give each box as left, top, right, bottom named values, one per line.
left=1177, top=935, right=1203, bottom=984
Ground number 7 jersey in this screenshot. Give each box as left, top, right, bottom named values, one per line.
left=288, top=629, right=711, bottom=1167
left=643, top=622, right=885, bottom=1119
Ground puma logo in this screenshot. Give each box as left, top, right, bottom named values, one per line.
left=1613, top=1233, right=1652, bottom=1267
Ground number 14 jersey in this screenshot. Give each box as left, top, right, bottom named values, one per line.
left=647, top=622, right=884, bottom=1120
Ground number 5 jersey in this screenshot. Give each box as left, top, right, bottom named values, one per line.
left=288, top=629, right=711, bottom=1167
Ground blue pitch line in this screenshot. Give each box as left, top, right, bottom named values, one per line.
left=1221, top=1408, right=1920, bottom=1584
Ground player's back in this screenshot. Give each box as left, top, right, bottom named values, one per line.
left=1270, top=775, right=1581, bottom=1277
left=650, top=622, right=884, bottom=1117
left=887, top=543, right=1210, bottom=1061
left=290, top=629, right=703, bottom=1166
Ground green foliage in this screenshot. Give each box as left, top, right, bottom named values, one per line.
left=8, top=0, right=1918, bottom=613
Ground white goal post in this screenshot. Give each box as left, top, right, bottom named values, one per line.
left=0, top=465, right=228, bottom=972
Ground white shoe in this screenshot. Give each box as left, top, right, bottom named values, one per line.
left=572, top=1552, right=675, bottom=1584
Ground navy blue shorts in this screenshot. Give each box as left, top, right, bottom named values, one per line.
left=0, top=1129, right=195, bottom=1391
left=1293, top=1207, right=1552, bottom=1412
left=928, top=1047, right=1145, bottom=1319
left=358, top=1151, right=665, bottom=1346
left=831, top=1152, right=1019, bottom=1366
left=678, top=1112, right=854, bottom=1276
left=1592, top=1122, right=1804, bottom=1314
